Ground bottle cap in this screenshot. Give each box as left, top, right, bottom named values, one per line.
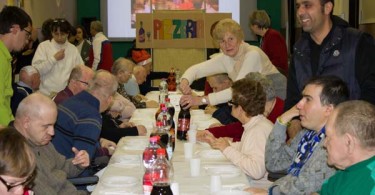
left=150, top=136, right=158, bottom=142
left=156, top=121, right=163, bottom=127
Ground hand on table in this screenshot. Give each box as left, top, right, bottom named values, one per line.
left=100, top=138, right=117, bottom=154
left=71, top=147, right=90, bottom=168
left=209, top=137, right=229, bottom=151
left=119, top=121, right=135, bottom=128
left=137, top=125, right=147, bottom=136
left=146, top=100, right=159, bottom=108
left=244, top=187, right=268, bottom=195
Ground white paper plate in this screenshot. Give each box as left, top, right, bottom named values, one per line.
left=215, top=190, right=251, bottom=195
left=102, top=176, right=138, bottom=188
left=111, top=155, right=140, bottom=164
left=197, top=150, right=226, bottom=160
left=205, top=166, right=241, bottom=178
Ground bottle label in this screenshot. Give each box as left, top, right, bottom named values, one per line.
left=177, top=118, right=190, bottom=131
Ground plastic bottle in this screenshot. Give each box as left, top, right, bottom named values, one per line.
left=167, top=67, right=176, bottom=91
left=165, top=98, right=175, bottom=152
left=155, top=103, right=165, bottom=121
left=143, top=136, right=160, bottom=195
left=150, top=148, right=173, bottom=195
left=177, top=104, right=191, bottom=140
left=159, top=79, right=168, bottom=104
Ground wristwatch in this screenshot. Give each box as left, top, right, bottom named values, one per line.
left=201, top=96, right=207, bottom=104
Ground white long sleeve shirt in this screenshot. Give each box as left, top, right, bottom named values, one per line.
left=91, top=32, right=108, bottom=70
left=32, top=39, right=83, bottom=96
left=181, top=42, right=279, bottom=105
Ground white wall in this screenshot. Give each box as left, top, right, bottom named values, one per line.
left=23, top=0, right=76, bottom=28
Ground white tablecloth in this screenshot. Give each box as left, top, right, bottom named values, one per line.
left=92, top=98, right=252, bottom=195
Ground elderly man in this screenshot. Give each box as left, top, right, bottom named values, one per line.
left=89, top=20, right=113, bottom=71
left=53, top=65, right=94, bottom=104
left=248, top=75, right=349, bottom=194
left=11, top=65, right=40, bottom=115
left=319, top=100, right=375, bottom=194
left=124, top=65, right=147, bottom=96
left=112, top=57, right=158, bottom=108
left=52, top=70, right=117, bottom=164
left=13, top=93, right=90, bottom=194
left=0, top=6, right=32, bottom=126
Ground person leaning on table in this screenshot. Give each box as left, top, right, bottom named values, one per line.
left=179, top=18, right=286, bottom=109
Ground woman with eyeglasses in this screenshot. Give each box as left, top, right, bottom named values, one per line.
left=32, top=18, right=84, bottom=97
left=0, top=127, right=36, bottom=195
left=205, top=78, right=273, bottom=185
left=179, top=18, right=286, bottom=109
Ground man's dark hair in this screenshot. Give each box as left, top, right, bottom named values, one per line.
left=305, top=75, right=349, bottom=107
left=0, top=6, right=32, bottom=34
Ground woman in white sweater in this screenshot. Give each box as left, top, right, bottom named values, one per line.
left=179, top=18, right=286, bottom=107
left=32, top=18, right=83, bottom=97
left=207, top=78, right=273, bottom=184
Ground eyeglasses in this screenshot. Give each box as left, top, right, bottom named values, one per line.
left=53, top=19, right=66, bottom=23
left=23, top=28, right=32, bottom=40
left=228, top=100, right=239, bottom=107
left=0, top=174, right=34, bottom=192
left=76, top=80, right=89, bottom=86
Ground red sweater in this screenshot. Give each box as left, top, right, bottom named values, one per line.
left=261, top=29, right=288, bottom=76
left=207, top=97, right=284, bottom=142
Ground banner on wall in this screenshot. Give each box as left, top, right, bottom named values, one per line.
left=136, top=11, right=231, bottom=49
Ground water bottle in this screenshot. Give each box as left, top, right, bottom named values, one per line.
left=150, top=148, right=173, bottom=195
left=177, top=104, right=191, bottom=140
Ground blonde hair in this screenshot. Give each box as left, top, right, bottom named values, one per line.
left=213, top=18, right=244, bottom=41
left=0, top=127, right=35, bottom=178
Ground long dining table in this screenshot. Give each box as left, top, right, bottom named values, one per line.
left=91, top=91, right=265, bottom=194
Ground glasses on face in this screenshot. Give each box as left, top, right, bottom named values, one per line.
left=228, top=100, right=239, bottom=107
left=53, top=19, right=66, bottom=23
left=217, top=37, right=237, bottom=46
left=0, top=174, right=34, bottom=192
left=23, top=28, right=32, bottom=40
left=76, top=79, right=89, bottom=86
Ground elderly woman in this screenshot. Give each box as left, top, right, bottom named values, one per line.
left=179, top=18, right=286, bottom=108
left=0, top=127, right=36, bottom=195
left=249, top=10, right=288, bottom=76
left=206, top=78, right=273, bottom=184
left=198, top=72, right=284, bottom=142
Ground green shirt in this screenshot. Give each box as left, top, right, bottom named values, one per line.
left=0, top=40, right=13, bottom=126
left=320, top=155, right=375, bottom=195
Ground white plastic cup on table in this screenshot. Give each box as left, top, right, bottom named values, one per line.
left=190, top=158, right=201, bottom=177
left=170, top=182, right=180, bottom=195
left=210, top=175, right=222, bottom=193
left=188, top=129, right=197, bottom=143
left=184, top=142, right=193, bottom=158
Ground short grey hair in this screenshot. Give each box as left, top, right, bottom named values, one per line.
left=245, top=72, right=275, bottom=101
left=21, top=66, right=38, bottom=76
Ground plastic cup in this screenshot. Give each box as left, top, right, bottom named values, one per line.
left=190, top=158, right=201, bottom=177
left=210, top=175, right=222, bottom=193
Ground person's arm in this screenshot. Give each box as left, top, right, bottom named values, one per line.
left=222, top=123, right=272, bottom=179
left=355, top=33, right=375, bottom=105
left=0, top=64, right=13, bottom=126
left=265, top=105, right=301, bottom=172
left=92, top=37, right=101, bottom=70
left=207, top=122, right=243, bottom=139
left=50, top=144, right=84, bottom=177
left=270, top=141, right=336, bottom=195
left=32, top=42, right=58, bottom=76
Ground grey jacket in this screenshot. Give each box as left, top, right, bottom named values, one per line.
left=265, top=122, right=335, bottom=195
left=30, top=142, right=87, bottom=195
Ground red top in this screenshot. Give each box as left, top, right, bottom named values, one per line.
left=261, top=29, right=288, bottom=76
left=207, top=97, right=284, bottom=142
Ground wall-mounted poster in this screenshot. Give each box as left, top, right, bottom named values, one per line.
left=136, top=11, right=230, bottom=48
